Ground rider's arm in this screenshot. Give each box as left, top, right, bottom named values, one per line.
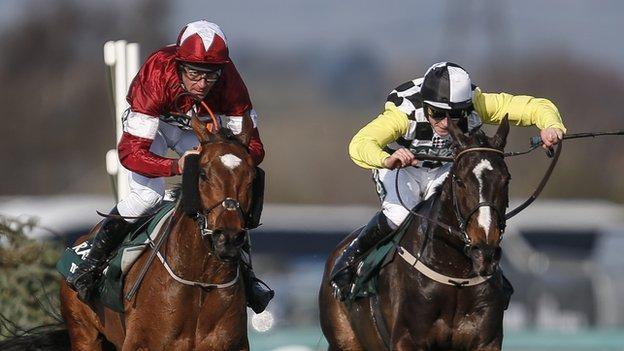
left=473, top=88, right=567, bottom=132
left=117, top=111, right=181, bottom=178
left=220, top=109, right=265, bottom=165
left=349, top=102, right=409, bottom=169
left=218, top=63, right=265, bottom=166
left=248, top=128, right=264, bottom=165
left=119, top=53, right=181, bottom=178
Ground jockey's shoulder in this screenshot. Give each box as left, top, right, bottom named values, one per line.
left=137, top=47, right=178, bottom=81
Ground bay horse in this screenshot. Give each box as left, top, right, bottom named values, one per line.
left=319, top=117, right=512, bottom=351
left=60, top=115, right=256, bottom=351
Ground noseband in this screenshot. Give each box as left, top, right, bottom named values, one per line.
left=196, top=197, right=247, bottom=238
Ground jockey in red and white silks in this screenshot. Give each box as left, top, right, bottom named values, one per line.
left=117, top=20, right=265, bottom=219
left=67, top=21, right=275, bottom=313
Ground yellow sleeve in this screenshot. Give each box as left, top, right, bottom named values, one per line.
left=348, top=102, right=410, bottom=169
left=472, top=88, right=567, bottom=133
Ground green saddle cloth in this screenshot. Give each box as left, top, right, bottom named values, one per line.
left=348, top=212, right=416, bottom=301
left=56, top=201, right=177, bottom=312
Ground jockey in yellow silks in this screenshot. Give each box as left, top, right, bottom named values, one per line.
left=331, top=61, right=566, bottom=300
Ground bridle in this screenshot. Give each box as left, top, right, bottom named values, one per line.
left=450, top=147, right=507, bottom=246
left=193, top=140, right=252, bottom=242
left=396, top=147, right=507, bottom=250
left=195, top=197, right=248, bottom=239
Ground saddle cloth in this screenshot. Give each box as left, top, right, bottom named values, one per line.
left=348, top=212, right=416, bottom=301
left=56, top=201, right=176, bottom=312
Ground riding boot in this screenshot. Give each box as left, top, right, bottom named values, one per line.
left=67, top=207, right=131, bottom=302
left=241, top=244, right=274, bottom=314
left=330, top=211, right=393, bottom=301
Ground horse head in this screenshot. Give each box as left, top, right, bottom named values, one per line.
left=446, top=115, right=510, bottom=276
left=189, top=114, right=256, bottom=261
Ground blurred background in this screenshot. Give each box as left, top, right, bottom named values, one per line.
left=1, top=0, right=623, bottom=350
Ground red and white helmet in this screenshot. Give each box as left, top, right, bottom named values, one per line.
left=176, top=20, right=230, bottom=65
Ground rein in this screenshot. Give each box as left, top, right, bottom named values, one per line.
left=391, top=146, right=506, bottom=288
left=390, top=127, right=623, bottom=281
left=125, top=200, right=243, bottom=301
left=171, top=91, right=221, bottom=133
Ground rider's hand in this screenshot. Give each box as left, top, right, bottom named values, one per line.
left=178, top=149, right=201, bottom=173
left=383, top=148, right=419, bottom=170
left=540, top=128, right=564, bottom=150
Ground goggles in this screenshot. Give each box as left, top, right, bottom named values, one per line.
left=425, top=104, right=472, bottom=121
left=181, top=65, right=221, bottom=82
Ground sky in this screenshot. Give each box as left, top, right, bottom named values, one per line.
left=169, top=0, right=624, bottom=72
left=1, top=0, right=622, bottom=71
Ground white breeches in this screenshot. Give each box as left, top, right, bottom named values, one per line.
left=116, top=121, right=199, bottom=221
left=373, top=164, right=451, bottom=228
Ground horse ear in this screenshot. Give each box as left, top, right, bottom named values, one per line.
left=490, top=114, right=510, bottom=150
left=447, top=118, right=467, bottom=149
left=236, top=111, right=254, bottom=147
left=191, top=115, right=212, bottom=144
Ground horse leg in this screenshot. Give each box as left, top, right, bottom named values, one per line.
left=59, top=283, right=104, bottom=351
left=390, top=330, right=431, bottom=351
left=471, top=334, right=502, bottom=351
left=476, top=345, right=502, bottom=351
left=319, top=251, right=365, bottom=351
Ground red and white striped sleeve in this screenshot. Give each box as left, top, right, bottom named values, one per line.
left=220, top=109, right=265, bottom=165
left=118, top=49, right=181, bottom=178
left=117, top=111, right=180, bottom=178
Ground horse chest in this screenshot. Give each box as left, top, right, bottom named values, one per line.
left=408, top=313, right=482, bottom=349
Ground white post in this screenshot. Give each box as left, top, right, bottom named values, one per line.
left=103, top=40, right=140, bottom=203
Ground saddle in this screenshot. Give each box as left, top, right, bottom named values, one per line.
left=56, top=201, right=176, bottom=312
left=347, top=198, right=514, bottom=309
left=346, top=197, right=439, bottom=301
left=347, top=212, right=416, bottom=300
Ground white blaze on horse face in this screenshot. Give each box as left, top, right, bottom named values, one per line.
left=472, top=159, right=494, bottom=237
left=220, top=154, right=242, bottom=169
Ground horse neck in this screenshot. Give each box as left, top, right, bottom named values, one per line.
left=408, top=176, right=474, bottom=276
left=164, top=210, right=238, bottom=283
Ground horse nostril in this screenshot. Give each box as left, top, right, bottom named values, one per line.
left=232, top=230, right=247, bottom=246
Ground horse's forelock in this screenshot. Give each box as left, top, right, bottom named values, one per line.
left=465, top=130, right=492, bottom=149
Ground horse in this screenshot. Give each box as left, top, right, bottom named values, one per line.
left=319, top=117, right=512, bottom=351
left=59, top=114, right=256, bottom=351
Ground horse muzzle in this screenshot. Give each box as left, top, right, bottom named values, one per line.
left=209, top=228, right=247, bottom=261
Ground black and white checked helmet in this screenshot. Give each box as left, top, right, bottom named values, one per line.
left=421, top=62, right=474, bottom=111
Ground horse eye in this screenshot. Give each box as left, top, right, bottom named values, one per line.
left=199, top=169, right=208, bottom=181
left=455, top=178, right=465, bottom=188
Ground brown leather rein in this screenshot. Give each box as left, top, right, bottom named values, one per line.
left=401, top=141, right=563, bottom=222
